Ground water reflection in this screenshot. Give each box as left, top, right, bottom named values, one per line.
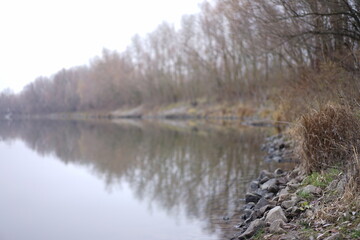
left=0, top=119, right=285, bottom=239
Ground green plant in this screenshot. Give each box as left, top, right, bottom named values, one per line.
left=297, top=191, right=313, bottom=200
left=351, top=230, right=360, bottom=239
left=299, top=223, right=316, bottom=238
left=253, top=229, right=265, bottom=240
left=302, top=168, right=341, bottom=188
left=298, top=201, right=312, bottom=211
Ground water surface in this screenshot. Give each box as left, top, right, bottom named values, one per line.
left=0, top=119, right=285, bottom=240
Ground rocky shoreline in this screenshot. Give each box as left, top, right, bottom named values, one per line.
left=232, top=167, right=303, bottom=239
left=230, top=135, right=359, bottom=240
left=261, top=134, right=296, bottom=163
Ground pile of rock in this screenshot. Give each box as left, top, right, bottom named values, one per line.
left=261, top=134, right=295, bottom=163
left=233, top=168, right=324, bottom=239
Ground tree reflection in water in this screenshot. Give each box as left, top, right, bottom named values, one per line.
left=0, top=119, right=287, bottom=239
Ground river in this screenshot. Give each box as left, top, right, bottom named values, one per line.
left=0, top=119, right=288, bottom=240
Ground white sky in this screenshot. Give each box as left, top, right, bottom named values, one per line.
left=0, top=0, right=203, bottom=93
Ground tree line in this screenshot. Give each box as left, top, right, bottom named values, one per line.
left=1, top=0, right=359, bottom=115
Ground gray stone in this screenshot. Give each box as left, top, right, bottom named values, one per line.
left=261, top=178, right=279, bottom=193
left=259, top=204, right=276, bottom=215
left=259, top=170, right=275, bottom=181
left=254, top=198, right=269, bottom=210
left=282, top=199, right=296, bottom=209
left=245, top=193, right=261, bottom=204
left=238, top=219, right=265, bottom=240
left=259, top=176, right=270, bottom=184
left=289, top=167, right=302, bottom=179
left=278, top=188, right=290, bottom=201
left=277, top=177, right=288, bottom=186
left=265, top=206, right=287, bottom=224
left=264, top=192, right=275, bottom=199
left=255, top=189, right=268, bottom=197
left=287, top=178, right=299, bottom=185
left=244, top=202, right=255, bottom=210
left=291, top=195, right=299, bottom=202
left=274, top=168, right=284, bottom=176
left=244, top=211, right=257, bottom=224
left=248, top=180, right=259, bottom=192
left=305, top=209, right=313, bottom=218
left=295, top=175, right=305, bottom=183
left=272, top=156, right=282, bottom=162
left=301, top=185, right=322, bottom=195
left=291, top=206, right=302, bottom=215
left=336, top=176, right=346, bottom=195
left=269, top=219, right=286, bottom=234
left=328, top=179, right=338, bottom=190
left=287, top=183, right=300, bottom=190
left=243, top=209, right=253, bottom=219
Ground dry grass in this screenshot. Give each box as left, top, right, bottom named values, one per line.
left=295, top=104, right=360, bottom=226
left=344, top=149, right=360, bottom=195
left=297, top=104, right=360, bottom=173
left=277, top=62, right=360, bottom=122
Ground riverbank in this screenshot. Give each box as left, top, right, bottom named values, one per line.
left=10, top=100, right=284, bottom=129
left=232, top=104, right=360, bottom=239
left=233, top=166, right=360, bottom=239
left=110, top=101, right=257, bottom=120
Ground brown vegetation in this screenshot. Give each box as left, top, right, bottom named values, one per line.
left=296, top=104, right=360, bottom=190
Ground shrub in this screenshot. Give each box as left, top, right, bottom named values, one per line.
left=297, top=104, right=360, bottom=173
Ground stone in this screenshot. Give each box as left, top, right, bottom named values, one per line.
left=290, top=195, right=299, bottom=202
left=261, top=178, right=279, bottom=193
left=244, top=211, right=257, bottom=224
left=277, top=177, right=288, bottom=186
left=287, top=178, right=299, bottom=185
left=254, top=198, right=270, bottom=210
left=259, top=170, right=275, bottom=181
left=269, top=219, right=286, bottom=234
left=289, top=167, right=302, bottom=179
left=238, top=219, right=266, bottom=240
left=295, top=175, right=305, bottom=183
left=274, top=168, right=284, bottom=176
left=248, top=180, right=259, bottom=192
left=259, top=204, right=275, bottom=215
left=265, top=206, right=287, bottom=224
left=287, top=183, right=300, bottom=190
left=272, top=156, right=282, bottom=162
left=301, top=185, right=322, bottom=195
left=336, top=176, right=346, bottom=195
left=255, top=189, right=268, bottom=197
left=278, top=188, right=290, bottom=201
left=264, top=192, right=274, bottom=199
left=328, top=179, right=338, bottom=190
left=259, top=176, right=270, bottom=184
left=245, top=193, right=262, bottom=204
left=288, top=168, right=299, bottom=178
left=243, top=209, right=253, bottom=219
left=305, top=209, right=313, bottom=218
left=244, top=202, right=255, bottom=210
left=282, top=199, right=296, bottom=209
left=291, top=206, right=302, bottom=215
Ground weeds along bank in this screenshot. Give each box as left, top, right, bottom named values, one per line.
left=295, top=104, right=360, bottom=218
left=233, top=104, right=360, bottom=239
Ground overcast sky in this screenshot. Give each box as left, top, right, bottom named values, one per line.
left=0, top=0, right=203, bottom=93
